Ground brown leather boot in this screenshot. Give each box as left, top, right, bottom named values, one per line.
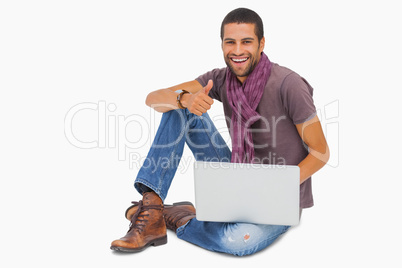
left=126, top=201, right=196, bottom=232
left=164, top=202, right=196, bottom=232
left=110, top=192, right=167, bottom=252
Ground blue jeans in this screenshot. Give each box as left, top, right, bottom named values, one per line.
left=134, top=109, right=290, bottom=256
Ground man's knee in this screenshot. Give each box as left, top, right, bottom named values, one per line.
left=220, top=224, right=290, bottom=256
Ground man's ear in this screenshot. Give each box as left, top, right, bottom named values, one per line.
left=259, top=36, right=266, bottom=52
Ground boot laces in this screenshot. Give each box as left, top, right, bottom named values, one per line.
left=127, top=200, right=163, bottom=234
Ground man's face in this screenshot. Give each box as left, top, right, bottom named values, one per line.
left=222, top=23, right=265, bottom=83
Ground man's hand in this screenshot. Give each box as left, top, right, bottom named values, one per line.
left=182, top=80, right=214, bottom=116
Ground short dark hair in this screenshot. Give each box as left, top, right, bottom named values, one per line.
left=220, top=8, right=264, bottom=41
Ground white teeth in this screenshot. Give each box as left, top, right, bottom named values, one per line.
left=232, top=58, right=248, bottom=62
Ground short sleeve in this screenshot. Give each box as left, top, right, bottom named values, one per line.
left=196, top=68, right=227, bottom=102
left=280, top=73, right=316, bottom=124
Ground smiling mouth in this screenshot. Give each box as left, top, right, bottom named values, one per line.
left=231, top=57, right=249, bottom=64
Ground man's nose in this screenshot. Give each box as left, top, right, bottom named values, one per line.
left=233, top=43, right=244, bottom=55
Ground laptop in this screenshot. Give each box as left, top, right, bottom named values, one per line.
left=193, top=161, right=300, bottom=226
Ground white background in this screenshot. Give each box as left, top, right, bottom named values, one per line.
left=1, top=0, right=401, bottom=267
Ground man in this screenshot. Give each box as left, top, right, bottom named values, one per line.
left=111, top=8, right=329, bottom=256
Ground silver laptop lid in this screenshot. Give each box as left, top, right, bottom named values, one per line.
left=194, top=161, right=300, bottom=226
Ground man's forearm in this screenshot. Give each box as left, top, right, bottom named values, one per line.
left=295, top=116, right=330, bottom=184
left=145, top=89, right=179, bottom=113
left=298, top=151, right=329, bottom=184
left=145, top=80, right=204, bottom=113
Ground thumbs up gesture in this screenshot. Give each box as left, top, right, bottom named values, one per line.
left=203, top=79, right=213, bottom=95
left=184, top=80, right=214, bottom=116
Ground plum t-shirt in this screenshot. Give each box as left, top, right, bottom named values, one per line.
left=196, top=63, right=316, bottom=208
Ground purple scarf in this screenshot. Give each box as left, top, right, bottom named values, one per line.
left=226, top=52, right=272, bottom=163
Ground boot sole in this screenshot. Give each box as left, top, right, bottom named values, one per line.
left=110, top=235, right=167, bottom=253
left=125, top=201, right=194, bottom=219
left=172, top=201, right=194, bottom=206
